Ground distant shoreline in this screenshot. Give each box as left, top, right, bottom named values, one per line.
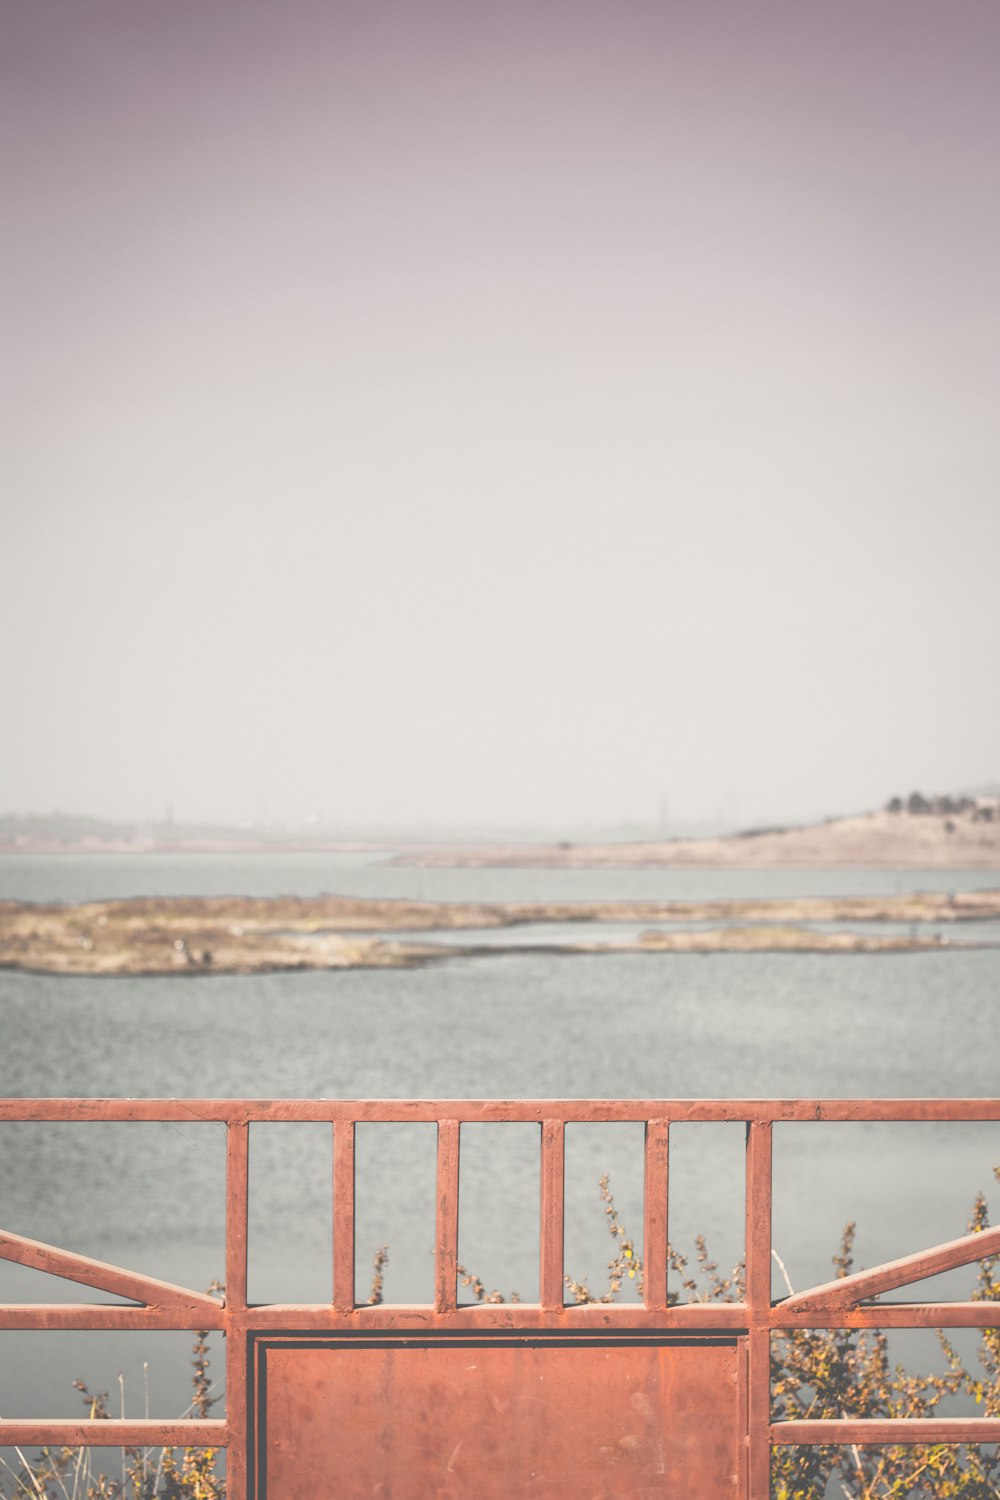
left=4, top=806, right=998, bottom=869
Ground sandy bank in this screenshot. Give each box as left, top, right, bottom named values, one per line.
left=1, top=890, right=997, bottom=975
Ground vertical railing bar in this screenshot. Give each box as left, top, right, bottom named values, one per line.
left=435, top=1120, right=460, bottom=1312
left=540, top=1119, right=565, bottom=1310
left=745, top=1119, right=773, bottom=1311
left=225, top=1120, right=249, bottom=1500
left=745, top=1119, right=773, bottom=1500
left=643, top=1119, right=669, bottom=1310
left=225, top=1336, right=248, bottom=1500
left=333, top=1119, right=356, bottom=1313
left=747, top=1327, right=771, bottom=1500
left=226, top=1121, right=249, bottom=1311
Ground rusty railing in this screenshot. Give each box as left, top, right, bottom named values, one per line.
left=1, top=1097, right=999, bottom=1498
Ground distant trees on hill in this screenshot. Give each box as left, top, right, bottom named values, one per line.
left=885, top=791, right=997, bottom=822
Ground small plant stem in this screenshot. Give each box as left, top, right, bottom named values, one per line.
left=119, top=1371, right=126, bottom=1494
left=0, top=1452, right=44, bottom=1500
left=143, top=1361, right=150, bottom=1492
left=771, top=1247, right=795, bottom=1297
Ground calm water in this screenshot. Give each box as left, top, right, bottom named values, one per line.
left=4, top=849, right=1000, bottom=904
left=1, top=854, right=998, bottom=1428
left=396, top=917, right=1000, bottom=947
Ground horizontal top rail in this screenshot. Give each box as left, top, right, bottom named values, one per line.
left=1, top=1098, right=999, bottom=1122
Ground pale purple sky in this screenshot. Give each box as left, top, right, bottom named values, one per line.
left=3, top=0, right=999, bottom=830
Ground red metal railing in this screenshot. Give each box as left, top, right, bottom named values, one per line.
left=1, top=1097, right=999, bottom=1499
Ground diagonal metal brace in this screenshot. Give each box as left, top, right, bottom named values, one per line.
left=780, top=1223, right=1000, bottom=1311
left=0, top=1229, right=225, bottom=1313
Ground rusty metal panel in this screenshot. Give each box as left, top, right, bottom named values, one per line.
left=256, top=1332, right=745, bottom=1499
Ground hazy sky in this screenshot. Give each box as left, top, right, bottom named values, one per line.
left=3, top=0, right=999, bottom=831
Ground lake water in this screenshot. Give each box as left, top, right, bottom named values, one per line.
left=1, top=853, right=998, bottom=1436
left=5, top=850, right=1000, bottom=905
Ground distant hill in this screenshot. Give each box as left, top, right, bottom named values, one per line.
left=391, top=795, right=1000, bottom=869
left=2, top=792, right=999, bottom=867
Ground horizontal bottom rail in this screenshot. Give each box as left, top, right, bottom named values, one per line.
left=772, top=1418, right=1000, bottom=1446
left=0, top=1305, right=229, bottom=1330
left=4, top=1301, right=998, bottom=1331
left=0, top=1420, right=227, bottom=1448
